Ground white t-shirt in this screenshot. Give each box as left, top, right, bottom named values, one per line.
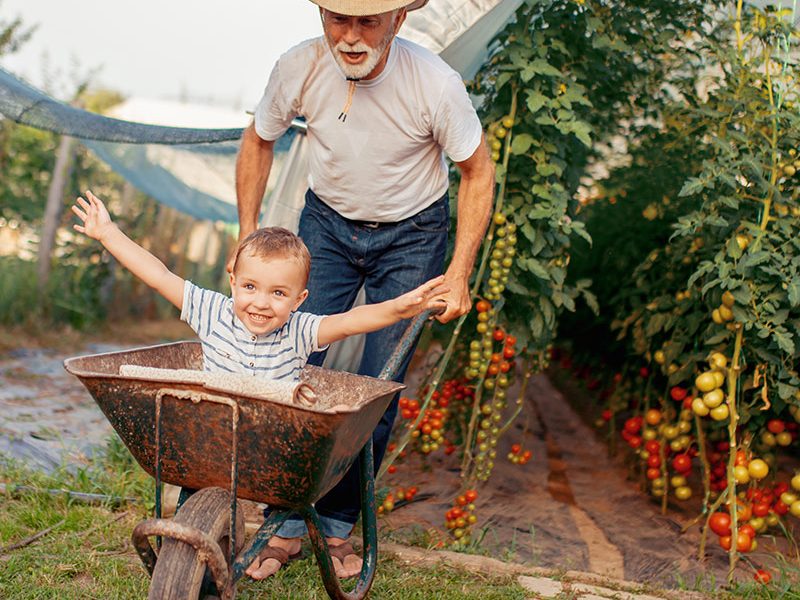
left=254, top=37, right=483, bottom=222
left=180, top=281, right=327, bottom=381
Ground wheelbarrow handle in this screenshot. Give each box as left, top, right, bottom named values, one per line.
left=378, top=304, right=446, bottom=381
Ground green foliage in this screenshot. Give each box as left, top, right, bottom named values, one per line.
left=470, top=0, right=707, bottom=351
left=0, top=255, right=109, bottom=329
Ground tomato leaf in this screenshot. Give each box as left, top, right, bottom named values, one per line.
left=772, top=327, right=795, bottom=355
left=788, top=279, right=800, bottom=307
left=511, top=133, right=534, bottom=155
left=526, top=90, right=548, bottom=114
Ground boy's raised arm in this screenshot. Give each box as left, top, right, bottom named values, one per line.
left=72, top=190, right=185, bottom=309
left=317, top=276, right=450, bottom=348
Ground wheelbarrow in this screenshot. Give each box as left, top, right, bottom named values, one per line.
left=63, top=309, right=436, bottom=600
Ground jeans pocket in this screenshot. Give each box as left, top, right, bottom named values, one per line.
left=409, top=198, right=450, bottom=233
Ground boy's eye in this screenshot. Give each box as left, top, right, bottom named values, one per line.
left=244, top=283, right=255, bottom=290
left=274, top=290, right=286, bottom=297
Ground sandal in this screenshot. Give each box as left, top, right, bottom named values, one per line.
left=328, top=541, right=361, bottom=580
left=247, top=545, right=303, bottom=580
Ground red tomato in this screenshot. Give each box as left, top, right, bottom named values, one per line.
left=491, top=353, right=502, bottom=364
left=647, top=454, right=662, bottom=468
left=672, top=454, right=692, bottom=473
left=475, top=300, right=490, bottom=313
left=739, top=524, right=756, bottom=539
left=773, top=500, right=789, bottom=516
left=734, top=450, right=748, bottom=467
left=709, top=512, right=732, bottom=537
left=646, top=467, right=661, bottom=480
left=670, top=386, right=688, bottom=401
left=752, top=502, right=770, bottom=517
left=465, top=489, right=478, bottom=502
left=503, top=346, right=516, bottom=359
left=645, top=440, right=661, bottom=454
left=601, top=409, right=612, bottom=421
left=754, top=569, right=771, bottom=584
left=493, top=328, right=506, bottom=342
left=766, top=419, right=785, bottom=434
left=510, top=443, right=521, bottom=454
left=505, top=335, right=517, bottom=346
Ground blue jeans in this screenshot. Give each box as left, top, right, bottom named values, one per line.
left=270, top=188, right=449, bottom=538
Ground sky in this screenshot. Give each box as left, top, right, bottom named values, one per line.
left=1, top=0, right=322, bottom=111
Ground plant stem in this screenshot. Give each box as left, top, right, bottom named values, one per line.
left=725, top=324, right=745, bottom=581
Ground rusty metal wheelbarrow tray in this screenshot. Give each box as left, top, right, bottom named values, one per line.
left=63, top=305, right=435, bottom=600
left=63, top=340, right=403, bottom=509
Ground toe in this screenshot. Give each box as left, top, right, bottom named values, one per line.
left=247, top=558, right=281, bottom=580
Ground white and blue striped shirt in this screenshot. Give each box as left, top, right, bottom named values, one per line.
left=180, top=281, right=327, bottom=381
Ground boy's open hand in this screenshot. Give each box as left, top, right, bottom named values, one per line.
left=394, top=275, right=450, bottom=319
left=71, top=190, right=115, bottom=242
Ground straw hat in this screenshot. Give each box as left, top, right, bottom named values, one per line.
left=310, top=0, right=428, bottom=16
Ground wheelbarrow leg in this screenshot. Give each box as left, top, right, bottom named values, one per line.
left=302, top=439, right=378, bottom=600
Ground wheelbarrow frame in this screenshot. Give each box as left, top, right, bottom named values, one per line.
left=65, top=307, right=438, bottom=600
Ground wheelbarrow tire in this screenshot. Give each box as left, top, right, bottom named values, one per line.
left=148, top=487, right=244, bottom=600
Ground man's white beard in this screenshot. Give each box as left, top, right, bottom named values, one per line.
left=327, top=26, right=395, bottom=80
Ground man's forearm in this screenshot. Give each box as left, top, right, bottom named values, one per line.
left=448, top=143, right=495, bottom=282
left=235, top=124, right=275, bottom=239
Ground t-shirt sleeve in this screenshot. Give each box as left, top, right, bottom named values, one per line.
left=289, top=312, right=330, bottom=360
left=432, top=72, right=484, bottom=163
left=254, top=59, right=296, bottom=142
left=180, top=281, right=228, bottom=339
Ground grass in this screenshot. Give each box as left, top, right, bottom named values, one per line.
left=0, top=437, right=527, bottom=600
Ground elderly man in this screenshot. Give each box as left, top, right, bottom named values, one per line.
left=236, top=0, right=494, bottom=580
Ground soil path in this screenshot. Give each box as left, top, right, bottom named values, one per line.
left=380, top=373, right=745, bottom=589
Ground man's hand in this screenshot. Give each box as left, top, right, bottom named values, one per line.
left=393, top=275, right=450, bottom=320
left=436, top=271, right=471, bottom=323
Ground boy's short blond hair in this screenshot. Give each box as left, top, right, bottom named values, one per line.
left=233, top=227, right=311, bottom=285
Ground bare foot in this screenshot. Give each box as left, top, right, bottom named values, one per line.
left=245, top=536, right=302, bottom=580
left=328, top=537, right=362, bottom=579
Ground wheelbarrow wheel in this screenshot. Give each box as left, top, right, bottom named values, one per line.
left=148, top=487, right=244, bottom=600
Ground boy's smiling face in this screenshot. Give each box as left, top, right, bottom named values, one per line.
left=229, top=251, right=308, bottom=336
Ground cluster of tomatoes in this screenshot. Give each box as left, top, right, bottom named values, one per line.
left=377, top=485, right=419, bottom=516
left=474, top=328, right=520, bottom=482
left=399, top=379, right=473, bottom=456
left=621, top=404, right=699, bottom=501
left=483, top=212, right=517, bottom=303
left=759, top=418, right=799, bottom=449
left=487, top=115, right=514, bottom=163
left=690, top=352, right=730, bottom=421
left=443, top=489, right=479, bottom=546
left=710, top=290, right=736, bottom=327
left=507, top=442, right=532, bottom=465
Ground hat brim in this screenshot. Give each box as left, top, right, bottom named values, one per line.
left=311, top=0, right=428, bottom=16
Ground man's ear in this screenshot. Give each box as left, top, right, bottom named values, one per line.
left=394, top=7, right=408, bottom=34
left=294, top=289, right=309, bottom=311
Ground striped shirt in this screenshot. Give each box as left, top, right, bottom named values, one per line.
left=180, top=281, right=327, bottom=381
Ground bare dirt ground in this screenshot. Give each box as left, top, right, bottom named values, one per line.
left=0, top=320, right=790, bottom=593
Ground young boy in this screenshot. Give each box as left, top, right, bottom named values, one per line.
left=71, top=191, right=448, bottom=380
